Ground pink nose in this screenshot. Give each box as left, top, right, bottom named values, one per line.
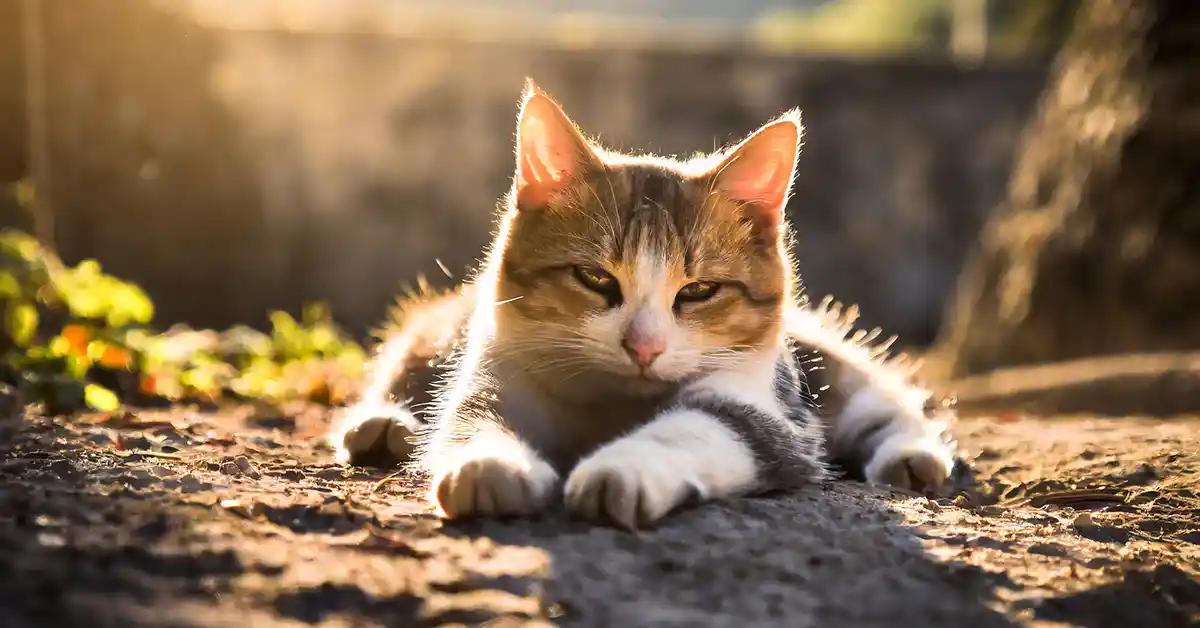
left=622, top=333, right=666, bottom=367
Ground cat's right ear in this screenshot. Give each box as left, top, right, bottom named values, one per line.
left=513, top=80, right=597, bottom=209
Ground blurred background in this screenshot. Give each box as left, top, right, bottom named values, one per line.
left=4, top=0, right=1197, bottom=414
left=0, top=0, right=1081, bottom=346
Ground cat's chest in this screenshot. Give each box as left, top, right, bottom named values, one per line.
left=497, top=375, right=660, bottom=472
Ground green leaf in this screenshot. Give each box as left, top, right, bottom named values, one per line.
left=84, top=384, right=120, bottom=412
left=0, top=272, right=20, bottom=299
left=5, top=301, right=38, bottom=346
left=76, top=259, right=102, bottom=277
left=65, top=353, right=91, bottom=380
left=63, top=286, right=106, bottom=319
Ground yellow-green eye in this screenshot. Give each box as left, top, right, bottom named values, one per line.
left=676, top=280, right=720, bottom=303
left=574, top=265, right=618, bottom=293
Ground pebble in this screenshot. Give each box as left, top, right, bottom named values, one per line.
left=180, top=474, right=208, bottom=493
left=235, top=456, right=261, bottom=479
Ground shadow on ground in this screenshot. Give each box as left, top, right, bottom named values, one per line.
left=440, top=488, right=1022, bottom=628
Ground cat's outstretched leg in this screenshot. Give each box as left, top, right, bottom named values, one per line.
left=425, top=369, right=560, bottom=519
left=330, top=332, right=425, bottom=467
left=564, top=352, right=825, bottom=529
left=788, top=299, right=962, bottom=495
left=332, top=285, right=473, bottom=468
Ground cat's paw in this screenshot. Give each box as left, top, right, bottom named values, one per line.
left=564, top=442, right=703, bottom=530
left=338, top=406, right=421, bottom=468
left=864, top=433, right=957, bottom=495
left=435, top=455, right=559, bottom=519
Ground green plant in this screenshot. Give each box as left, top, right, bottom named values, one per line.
left=1, top=229, right=154, bottom=413
left=0, top=227, right=369, bottom=415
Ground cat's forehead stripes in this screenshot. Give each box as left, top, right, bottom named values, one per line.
left=604, top=166, right=694, bottom=272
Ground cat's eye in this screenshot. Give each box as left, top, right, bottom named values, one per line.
left=574, top=265, right=618, bottom=293
left=675, top=281, right=721, bottom=303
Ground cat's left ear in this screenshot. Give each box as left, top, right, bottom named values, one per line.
left=706, top=111, right=802, bottom=236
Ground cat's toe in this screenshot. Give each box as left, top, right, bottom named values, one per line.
left=342, top=415, right=418, bottom=468
left=435, top=457, right=557, bottom=519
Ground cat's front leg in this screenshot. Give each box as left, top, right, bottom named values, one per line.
left=564, top=356, right=824, bottom=529
left=428, top=373, right=560, bottom=519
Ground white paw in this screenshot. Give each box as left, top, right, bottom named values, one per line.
left=435, top=454, right=559, bottom=519
left=333, top=402, right=420, bottom=466
left=564, top=441, right=704, bottom=530
left=864, top=432, right=956, bottom=495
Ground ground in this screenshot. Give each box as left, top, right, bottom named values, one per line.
left=0, top=390, right=1197, bottom=627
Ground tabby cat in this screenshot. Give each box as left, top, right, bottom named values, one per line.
left=333, top=80, right=962, bottom=529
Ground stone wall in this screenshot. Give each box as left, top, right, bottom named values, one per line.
left=1, top=0, right=1049, bottom=345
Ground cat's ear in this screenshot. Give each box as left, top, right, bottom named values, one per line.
left=513, top=79, right=598, bottom=209
left=707, top=111, right=802, bottom=235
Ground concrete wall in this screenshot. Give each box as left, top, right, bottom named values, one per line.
left=2, top=0, right=1049, bottom=345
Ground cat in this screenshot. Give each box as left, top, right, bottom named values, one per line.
left=331, top=80, right=963, bottom=529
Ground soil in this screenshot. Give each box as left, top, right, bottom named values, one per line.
left=0, top=387, right=1197, bottom=627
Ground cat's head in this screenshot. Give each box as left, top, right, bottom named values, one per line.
left=490, top=80, right=801, bottom=394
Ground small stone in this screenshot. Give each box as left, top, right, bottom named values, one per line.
left=150, top=466, right=176, bottom=478
left=1028, top=542, right=1069, bottom=557
left=48, top=459, right=78, bottom=480
left=1073, top=512, right=1095, bottom=528
left=234, top=456, right=261, bottom=479
left=279, top=470, right=303, bottom=482
left=180, top=474, right=208, bottom=493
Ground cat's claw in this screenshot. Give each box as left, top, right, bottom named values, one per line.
left=564, top=446, right=702, bottom=530
left=435, top=456, right=558, bottom=519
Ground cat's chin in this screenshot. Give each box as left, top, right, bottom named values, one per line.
left=563, top=368, right=680, bottom=399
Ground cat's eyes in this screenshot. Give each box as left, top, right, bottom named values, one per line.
left=573, top=266, right=718, bottom=308
left=675, top=281, right=721, bottom=303
left=574, top=265, right=619, bottom=293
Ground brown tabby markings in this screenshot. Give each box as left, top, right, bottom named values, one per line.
left=500, top=163, right=787, bottom=353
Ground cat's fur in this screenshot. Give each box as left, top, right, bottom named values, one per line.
left=332, top=80, right=961, bottom=529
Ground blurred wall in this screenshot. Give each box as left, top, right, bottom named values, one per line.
left=5, top=0, right=1048, bottom=345
left=0, top=1, right=28, bottom=229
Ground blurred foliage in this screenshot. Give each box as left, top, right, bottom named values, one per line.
left=0, top=224, right=368, bottom=416
left=754, top=0, right=1082, bottom=60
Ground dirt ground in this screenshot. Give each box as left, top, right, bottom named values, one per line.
left=0, top=389, right=1197, bottom=627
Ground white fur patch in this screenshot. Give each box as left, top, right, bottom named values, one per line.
left=862, top=428, right=956, bottom=489
left=564, top=407, right=759, bottom=528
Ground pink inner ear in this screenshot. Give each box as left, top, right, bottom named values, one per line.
left=515, top=95, right=590, bottom=207
left=713, top=120, right=800, bottom=230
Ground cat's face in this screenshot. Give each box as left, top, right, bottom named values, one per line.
left=492, top=81, right=801, bottom=394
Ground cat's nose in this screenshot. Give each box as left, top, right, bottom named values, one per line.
left=622, top=334, right=666, bottom=367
